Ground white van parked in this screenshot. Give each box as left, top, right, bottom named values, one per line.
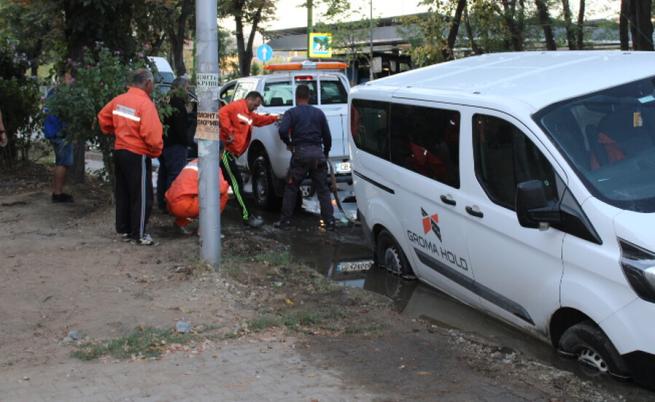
left=350, top=51, right=655, bottom=388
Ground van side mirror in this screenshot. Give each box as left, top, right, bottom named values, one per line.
left=516, top=180, right=561, bottom=229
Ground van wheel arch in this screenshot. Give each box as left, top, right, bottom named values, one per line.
left=549, top=307, right=592, bottom=348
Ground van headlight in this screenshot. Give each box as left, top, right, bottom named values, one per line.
left=335, top=161, right=352, bottom=174
left=619, top=239, right=655, bottom=303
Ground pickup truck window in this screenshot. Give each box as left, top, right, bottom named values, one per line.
left=263, top=81, right=293, bottom=106
left=321, top=80, right=348, bottom=105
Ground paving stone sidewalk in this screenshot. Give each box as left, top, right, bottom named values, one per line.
left=0, top=339, right=378, bottom=402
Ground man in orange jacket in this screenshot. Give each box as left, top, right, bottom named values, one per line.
left=97, top=68, right=163, bottom=245
left=165, top=159, right=229, bottom=234
left=219, top=91, right=279, bottom=228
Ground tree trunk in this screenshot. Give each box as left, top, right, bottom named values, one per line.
left=464, top=5, right=482, bottom=54
left=562, top=0, right=577, bottom=49
left=234, top=15, right=249, bottom=77
left=500, top=0, right=524, bottom=51
left=619, top=0, right=631, bottom=50
left=170, top=0, right=193, bottom=76
left=70, top=140, right=86, bottom=184
left=442, top=0, right=467, bottom=60
left=575, top=0, right=585, bottom=49
left=535, top=0, right=556, bottom=50
left=631, top=0, right=654, bottom=50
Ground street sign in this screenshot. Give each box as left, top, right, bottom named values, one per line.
left=257, top=44, right=273, bottom=63
left=309, top=33, right=332, bottom=58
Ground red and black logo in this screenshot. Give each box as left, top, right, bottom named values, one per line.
left=421, top=208, right=441, bottom=242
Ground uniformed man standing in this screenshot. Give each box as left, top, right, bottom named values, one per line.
left=97, top=69, right=163, bottom=245
left=274, top=84, right=335, bottom=230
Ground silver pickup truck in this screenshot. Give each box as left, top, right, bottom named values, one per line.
left=219, top=61, right=355, bottom=219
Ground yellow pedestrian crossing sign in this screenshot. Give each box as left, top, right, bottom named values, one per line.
left=309, top=33, right=332, bottom=58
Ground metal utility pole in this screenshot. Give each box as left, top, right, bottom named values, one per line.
left=369, top=0, right=374, bottom=81
left=307, top=0, right=313, bottom=59
left=195, top=0, right=221, bottom=269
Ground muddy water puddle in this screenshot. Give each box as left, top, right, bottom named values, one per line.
left=252, top=210, right=653, bottom=400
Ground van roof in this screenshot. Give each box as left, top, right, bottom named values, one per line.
left=365, top=51, right=655, bottom=112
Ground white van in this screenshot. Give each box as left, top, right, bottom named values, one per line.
left=350, top=51, right=655, bottom=388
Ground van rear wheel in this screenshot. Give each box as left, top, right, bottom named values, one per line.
left=558, top=321, right=630, bottom=380
left=376, top=229, right=414, bottom=278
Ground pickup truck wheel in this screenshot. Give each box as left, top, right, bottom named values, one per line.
left=376, top=229, right=414, bottom=278
left=558, top=321, right=630, bottom=380
left=252, top=156, right=281, bottom=210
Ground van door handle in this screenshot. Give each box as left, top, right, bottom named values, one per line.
left=440, top=194, right=456, bottom=206
left=466, top=205, right=484, bottom=218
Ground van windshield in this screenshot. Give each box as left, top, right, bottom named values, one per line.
left=535, top=76, right=655, bottom=212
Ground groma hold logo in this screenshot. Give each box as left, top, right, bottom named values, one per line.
left=421, top=208, right=442, bottom=242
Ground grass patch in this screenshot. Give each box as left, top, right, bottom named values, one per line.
left=248, top=315, right=281, bottom=331
left=71, top=327, right=195, bottom=361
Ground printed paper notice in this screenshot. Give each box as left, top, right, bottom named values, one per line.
left=195, top=111, right=219, bottom=140
left=196, top=73, right=220, bottom=89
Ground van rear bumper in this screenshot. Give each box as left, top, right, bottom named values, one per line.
left=623, top=351, right=655, bottom=390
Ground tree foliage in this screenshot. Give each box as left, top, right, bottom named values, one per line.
left=219, top=0, right=276, bottom=77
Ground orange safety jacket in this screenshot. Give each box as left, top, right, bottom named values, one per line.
left=97, top=87, right=163, bottom=158
left=165, top=159, right=229, bottom=213
left=219, top=99, right=277, bottom=157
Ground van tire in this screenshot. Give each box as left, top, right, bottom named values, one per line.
left=252, top=155, right=281, bottom=210
left=376, top=229, right=414, bottom=277
left=558, top=321, right=630, bottom=380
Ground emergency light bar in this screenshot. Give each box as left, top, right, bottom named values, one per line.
left=265, top=61, right=348, bottom=72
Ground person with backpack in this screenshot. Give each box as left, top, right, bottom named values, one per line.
left=44, top=72, right=75, bottom=203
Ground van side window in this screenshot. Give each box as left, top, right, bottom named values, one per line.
left=389, top=104, right=460, bottom=188
left=473, top=114, right=558, bottom=210
left=263, top=81, right=293, bottom=107
left=351, top=100, right=389, bottom=160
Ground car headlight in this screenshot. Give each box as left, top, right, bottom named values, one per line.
left=619, top=238, right=655, bottom=303
left=335, top=161, right=351, bottom=174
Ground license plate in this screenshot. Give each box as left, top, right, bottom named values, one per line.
left=336, top=260, right=374, bottom=273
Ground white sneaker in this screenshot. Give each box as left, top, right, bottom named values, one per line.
left=133, top=234, right=157, bottom=246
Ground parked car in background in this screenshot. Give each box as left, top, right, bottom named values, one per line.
left=351, top=51, right=655, bottom=389
left=148, top=56, right=176, bottom=94
left=219, top=61, right=355, bottom=219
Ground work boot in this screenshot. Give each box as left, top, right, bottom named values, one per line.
left=52, top=193, right=74, bottom=203
left=273, top=219, right=292, bottom=230
left=320, top=218, right=336, bottom=232
left=245, top=215, right=264, bottom=228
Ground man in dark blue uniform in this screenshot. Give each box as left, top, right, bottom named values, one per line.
left=274, top=84, right=335, bottom=230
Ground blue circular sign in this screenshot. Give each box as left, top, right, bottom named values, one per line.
left=257, top=44, right=273, bottom=63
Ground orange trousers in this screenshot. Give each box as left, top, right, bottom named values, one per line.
left=168, top=193, right=228, bottom=228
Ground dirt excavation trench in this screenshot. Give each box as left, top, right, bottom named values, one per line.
left=0, top=164, right=653, bottom=401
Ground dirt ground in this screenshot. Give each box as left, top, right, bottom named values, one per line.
left=0, top=162, right=652, bottom=401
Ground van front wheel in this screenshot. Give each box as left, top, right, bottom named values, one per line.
left=376, top=229, right=414, bottom=278
left=558, top=321, right=630, bottom=380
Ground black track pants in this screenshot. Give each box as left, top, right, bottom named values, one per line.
left=114, top=149, right=153, bottom=240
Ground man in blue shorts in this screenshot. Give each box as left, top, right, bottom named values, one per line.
left=44, top=72, right=74, bottom=203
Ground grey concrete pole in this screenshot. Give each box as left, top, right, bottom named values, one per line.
left=195, top=0, right=221, bottom=269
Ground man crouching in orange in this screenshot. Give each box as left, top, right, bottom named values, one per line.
left=165, top=158, right=229, bottom=234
